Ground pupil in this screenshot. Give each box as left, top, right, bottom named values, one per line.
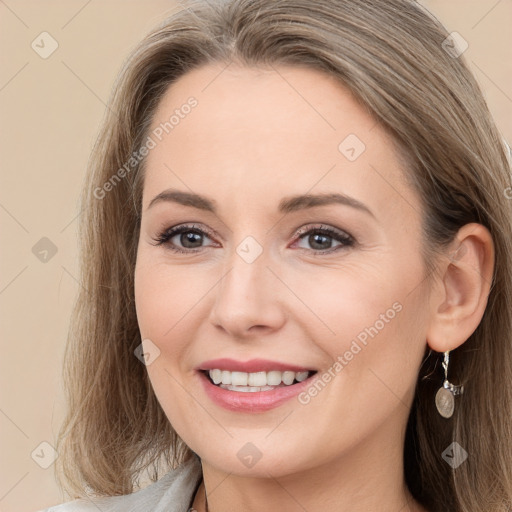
left=182, top=231, right=202, bottom=248
left=310, top=234, right=330, bottom=250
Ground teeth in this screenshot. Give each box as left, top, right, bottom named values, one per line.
left=231, top=371, right=248, bottom=386
left=208, top=369, right=312, bottom=388
left=282, top=371, right=295, bottom=385
left=295, top=371, right=309, bottom=382
left=267, top=370, right=282, bottom=386
left=219, top=385, right=276, bottom=392
left=248, top=371, right=267, bottom=387
left=210, top=369, right=222, bottom=384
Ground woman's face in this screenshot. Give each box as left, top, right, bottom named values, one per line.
left=134, top=63, right=433, bottom=477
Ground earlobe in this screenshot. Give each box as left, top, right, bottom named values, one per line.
left=426, top=222, right=495, bottom=353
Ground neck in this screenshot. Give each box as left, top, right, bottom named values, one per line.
left=192, top=413, right=429, bottom=512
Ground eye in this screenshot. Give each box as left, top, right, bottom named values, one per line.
left=151, top=223, right=217, bottom=254
left=152, top=222, right=355, bottom=255
left=292, top=224, right=355, bottom=255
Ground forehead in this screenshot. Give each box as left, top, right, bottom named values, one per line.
left=142, top=63, right=418, bottom=223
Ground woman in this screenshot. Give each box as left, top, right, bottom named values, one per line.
left=39, top=0, right=512, bottom=511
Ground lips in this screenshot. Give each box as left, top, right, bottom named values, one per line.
left=195, top=358, right=319, bottom=412
left=196, top=357, right=315, bottom=373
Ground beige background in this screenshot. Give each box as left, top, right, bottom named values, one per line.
left=0, top=1, right=510, bottom=511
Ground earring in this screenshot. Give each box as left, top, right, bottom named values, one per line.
left=435, top=350, right=464, bottom=419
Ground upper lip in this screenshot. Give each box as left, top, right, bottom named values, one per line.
left=196, top=358, right=315, bottom=373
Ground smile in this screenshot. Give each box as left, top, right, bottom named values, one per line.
left=197, top=367, right=319, bottom=412
left=206, top=369, right=314, bottom=391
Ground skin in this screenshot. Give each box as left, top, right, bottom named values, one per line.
left=134, top=63, right=494, bottom=512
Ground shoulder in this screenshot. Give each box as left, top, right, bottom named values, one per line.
left=35, top=455, right=203, bottom=512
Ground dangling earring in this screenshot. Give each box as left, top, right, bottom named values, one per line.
left=435, top=350, right=464, bottom=418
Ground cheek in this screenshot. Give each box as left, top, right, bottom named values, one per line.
left=294, top=257, right=428, bottom=384
left=293, top=273, right=427, bottom=443
left=134, top=258, right=204, bottom=430
left=134, top=256, right=207, bottom=341
left=281, top=261, right=406, bottom=347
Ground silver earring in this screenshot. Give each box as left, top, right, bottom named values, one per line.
left=435, top=350, right=464, bottom=419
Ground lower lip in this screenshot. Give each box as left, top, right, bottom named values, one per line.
left=197, top=371, right=318, bottom=412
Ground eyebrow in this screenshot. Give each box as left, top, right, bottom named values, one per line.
left=147, top=189, right=375, bottom=218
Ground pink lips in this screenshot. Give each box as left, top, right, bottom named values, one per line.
left=195, top=358, right=318, bottom=413
left=196, top=358, right=314, bottom=373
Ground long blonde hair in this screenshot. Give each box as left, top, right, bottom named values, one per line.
left=55, top=1, right=512, bottom=510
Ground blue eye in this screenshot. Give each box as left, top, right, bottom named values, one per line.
left=152, top=223, right=355, bottom=255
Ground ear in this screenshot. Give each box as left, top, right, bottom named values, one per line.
left=426, top=223, right=495, bottom=353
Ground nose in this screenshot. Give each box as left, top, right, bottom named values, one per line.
left=208, top=246, right=287, bottom=338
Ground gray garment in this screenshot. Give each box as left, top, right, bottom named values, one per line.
left=36, top=455, right=203, bottom=512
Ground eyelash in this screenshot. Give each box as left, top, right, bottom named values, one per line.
left=151, top=223, right=355, bottom=256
